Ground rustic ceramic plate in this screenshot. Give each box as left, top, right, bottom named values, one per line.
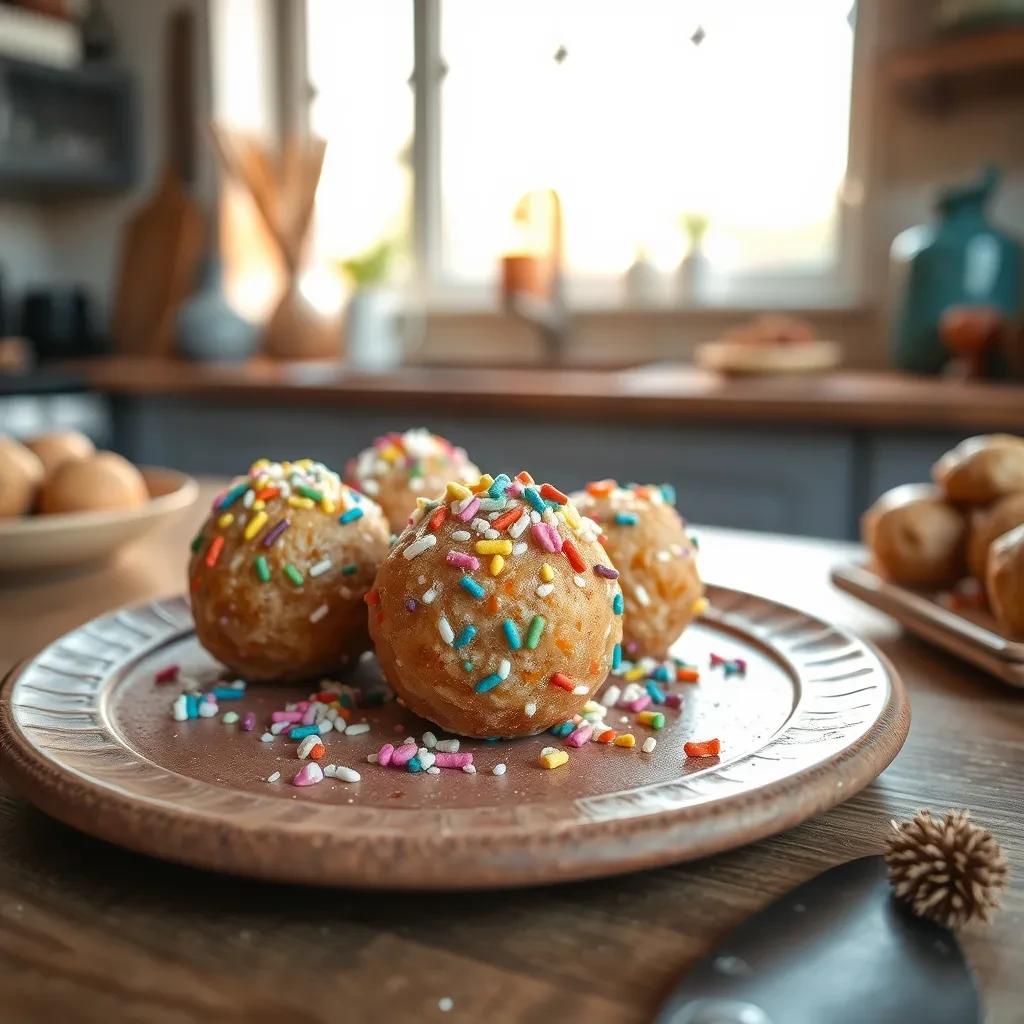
left=832, top=563, right=1024, bottom=688
left=0, top=584, right=907, bottom=890
left=0, top=467, right=198, bottom=573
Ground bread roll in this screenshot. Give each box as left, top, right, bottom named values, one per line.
left=862, top=483, right=966, bottom=585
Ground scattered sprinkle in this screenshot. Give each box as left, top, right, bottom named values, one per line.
left=292, top=762, right=324, bottom=786
left=684, top=738, right=721, bottom=758
left=261, top=518, right=290, bottom=547
left=297, top=734, right=326, bottom=760
left=205, top=535, right=225, bottom=567
left=447, top=550, right=479, bottom=570
left=453, top=624, right=477, bottom=649
left=459, top=575, right=486, bottom=599
left=525, top=615, right=546, bottom=650
left=438, top=616, right=455, bottom=645
left=550, top=672, right=574, bottom=692
left=404, top=534, right=438, bottom=559
left=475, top=673, right=502, bottom=694
left=567, top=724, right=593, bottom=747
left=503, top=619, right=522, bottom=650
left=539, top=750, right=569, bottom=769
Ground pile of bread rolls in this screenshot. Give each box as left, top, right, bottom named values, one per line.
left=863, top=434, right=1024, bottom=636
left=0, top=431, right=148, bottom=519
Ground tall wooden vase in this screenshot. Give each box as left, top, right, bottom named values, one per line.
left=211, top=127, right=341, bottom=360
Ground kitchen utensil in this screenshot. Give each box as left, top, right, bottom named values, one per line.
left=654, top=856, right=981, bottom=1024
left=110, top=8, right=204, bottom=356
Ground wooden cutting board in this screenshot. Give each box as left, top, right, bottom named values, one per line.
left=110, top=8, right=204, bottom=356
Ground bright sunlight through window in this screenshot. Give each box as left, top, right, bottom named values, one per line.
left=307, top=1, right=854, bottom=301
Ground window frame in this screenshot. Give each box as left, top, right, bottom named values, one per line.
left=294, top=0, right=876, bottom=315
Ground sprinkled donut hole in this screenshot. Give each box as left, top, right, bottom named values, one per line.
left=572, top=481, right=703, bottom=659
left=367, top=471, right=623, bottom=738
left=189, top=458, right=390, bottom=682
left=345, top=428, right=479, bottom=533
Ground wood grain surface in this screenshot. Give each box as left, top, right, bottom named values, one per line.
left=1, top=482, right=1021, bottom=1024
left=53, top=358, right=1024, bottom=432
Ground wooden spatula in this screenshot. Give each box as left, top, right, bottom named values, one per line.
left=110, top=7, right=205, bottom=356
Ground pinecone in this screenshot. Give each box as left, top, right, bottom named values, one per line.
left=885, top=809, right=1008, bottom=929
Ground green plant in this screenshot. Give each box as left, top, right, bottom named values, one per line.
left=681, top=212, right=709, bottom=248
left=338, top=239, right=396, bottom=287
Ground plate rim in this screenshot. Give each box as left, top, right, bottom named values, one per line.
left=0, top=584, right=909, bottom=890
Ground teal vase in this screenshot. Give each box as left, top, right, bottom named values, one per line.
left=890, top=166, right=1022, bottom=376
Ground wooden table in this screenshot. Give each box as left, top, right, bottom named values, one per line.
left=1, top=483, right=1021, bottom=1024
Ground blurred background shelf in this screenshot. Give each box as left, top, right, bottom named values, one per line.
left=0, top=55, right=136, bottom=197
left=886, top=26, right=1024, bottom=108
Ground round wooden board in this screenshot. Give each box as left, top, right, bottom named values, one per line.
left=0, top=585, right=908, bottom=890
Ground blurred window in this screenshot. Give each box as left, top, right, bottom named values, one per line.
left=306, top=0, right=855, bottom=305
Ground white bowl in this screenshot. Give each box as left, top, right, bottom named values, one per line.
left=0, top=467, right=198, bottom=573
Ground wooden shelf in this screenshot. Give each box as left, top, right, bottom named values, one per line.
left=887, top=26, right=1024, bottom=89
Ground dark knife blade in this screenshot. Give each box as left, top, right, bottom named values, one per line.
left=654, top=856, right=980, bottom=1024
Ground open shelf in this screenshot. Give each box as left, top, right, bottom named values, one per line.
left=0, top=56, right=136, bottom=197
left=886, top=26, right=1024, bottom=101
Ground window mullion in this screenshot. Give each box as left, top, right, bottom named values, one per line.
left=412, top=0, right=443, bottom=295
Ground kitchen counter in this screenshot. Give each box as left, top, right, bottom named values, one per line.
left=52, top=357, right=1024, bottom=431
left=40, top=358, right=1024, bottom=541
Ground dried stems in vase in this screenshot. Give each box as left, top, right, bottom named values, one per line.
left=211, top=126, right=338, bottom=360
